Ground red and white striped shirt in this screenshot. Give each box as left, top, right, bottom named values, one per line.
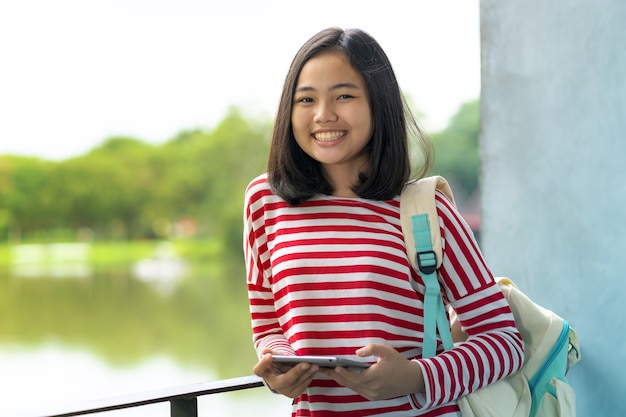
left=244, top=174, right=523, bottom=416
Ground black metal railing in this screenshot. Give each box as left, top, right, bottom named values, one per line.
left=35, top=375, right=264, bottom=417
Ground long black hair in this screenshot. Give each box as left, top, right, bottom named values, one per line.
left=268, top=27, right=432, bottom=205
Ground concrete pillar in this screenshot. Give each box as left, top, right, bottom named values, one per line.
left=480, top=1, right=626, bottom=414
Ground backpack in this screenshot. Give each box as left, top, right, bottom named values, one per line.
left=400, top=176, right=581, bottom=417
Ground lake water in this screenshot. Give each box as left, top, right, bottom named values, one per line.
left=0, top=248, right=293, bottom=416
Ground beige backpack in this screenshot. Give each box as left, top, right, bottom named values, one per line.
left=400, top=176, right=581, bottom=417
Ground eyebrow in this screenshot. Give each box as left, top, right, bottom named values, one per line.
left=295, top=82, right=361, bottom=93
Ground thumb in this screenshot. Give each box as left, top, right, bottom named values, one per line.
left=356, top=343, right=389, bottom=362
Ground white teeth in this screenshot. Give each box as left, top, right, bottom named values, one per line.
left=314, top=131, right=346, bottom=141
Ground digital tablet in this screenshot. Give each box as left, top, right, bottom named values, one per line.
left=272, top=355, right=371, bottom=369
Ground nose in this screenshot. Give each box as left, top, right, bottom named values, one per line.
left=313, top=101, right=338, bottom=123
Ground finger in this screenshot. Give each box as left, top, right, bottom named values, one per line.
left=289, top=373, right=316, bottom=397
left=253, top=353, right=274, bottom=377
left=276, top=363, right=318, bottom=397
left=356, top=343, right=387, bottom=361
left=289, top=362, right=319, bottom=386
left=322, top=365, right=366, bottom=388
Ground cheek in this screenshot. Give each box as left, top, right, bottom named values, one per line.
left=359, top=112, right=374, bottom=139
left=356, top=102, right=374, bottom=136
left=290, top=110, right=309, bottom=139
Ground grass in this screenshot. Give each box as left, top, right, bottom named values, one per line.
left=0, top=238, right=227, bottom=267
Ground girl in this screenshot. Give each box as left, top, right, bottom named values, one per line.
left=244, top=27, right=523, bottom=416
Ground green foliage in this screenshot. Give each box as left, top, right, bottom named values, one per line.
left=0, top=107, right=271, bottom=251
left=0, top=156, right=54, bottom=232
left=430, top=99, right=480, bottom=199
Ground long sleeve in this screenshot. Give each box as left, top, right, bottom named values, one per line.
left=244, top=176, right=295, bottom=356
left=409, top=191, right=524, bottom=410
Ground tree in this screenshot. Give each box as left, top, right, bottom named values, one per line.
left=430, top=99, right=480, bottom=201
left=0, top=156, right=54, bottom=238
left=41, top=137, right=158, bottom=238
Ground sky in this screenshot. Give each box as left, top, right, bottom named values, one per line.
left=0, top=0, right=480, bottom=161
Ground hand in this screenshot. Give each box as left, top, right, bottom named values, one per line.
left=319, top=344, right=425, bottom=401
left=253, top=349, right=319, bottom=398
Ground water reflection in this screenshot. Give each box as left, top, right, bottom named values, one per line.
left=11, top=243, right=92, bottom=278
left=0, top=248, right=286, bottom=416
left=131, top=242, right=186, bottom=294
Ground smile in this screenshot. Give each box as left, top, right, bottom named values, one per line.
left=313, top=131, right=347, bottom=142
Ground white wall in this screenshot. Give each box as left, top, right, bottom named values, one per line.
left=480, top=1, right=626, bottom=414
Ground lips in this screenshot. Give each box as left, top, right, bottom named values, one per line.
left=313, top=131, right=347, bottom=142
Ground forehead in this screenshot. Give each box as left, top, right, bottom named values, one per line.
left=296, top=51, right=365, bottom=87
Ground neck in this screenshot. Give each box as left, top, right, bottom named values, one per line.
left=323, top=165, right=362, bottom=198
left=332, top=185, right=359, bottom=198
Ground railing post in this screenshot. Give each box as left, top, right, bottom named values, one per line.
left=170, top=398, right=197, bottom=417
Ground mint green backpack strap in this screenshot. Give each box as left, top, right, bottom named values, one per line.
left=401, top=177, right=457, bottom=358
left=411, top=212, right=454, bottom=358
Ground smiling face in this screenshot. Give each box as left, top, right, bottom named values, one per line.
left=291, top=51, right=373, bottom=194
